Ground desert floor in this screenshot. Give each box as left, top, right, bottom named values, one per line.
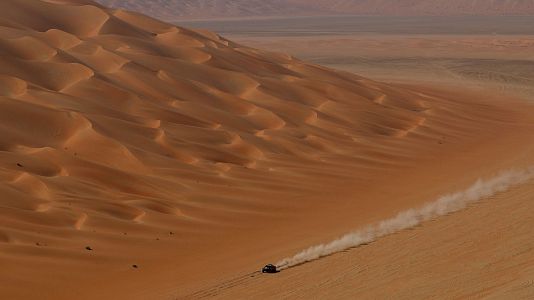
left=180, top=15, right=534, bottom=98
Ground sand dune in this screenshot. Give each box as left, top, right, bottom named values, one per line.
left=1, top=1, right=534, bottom=299
left=96, top=0, right=534, bottom=20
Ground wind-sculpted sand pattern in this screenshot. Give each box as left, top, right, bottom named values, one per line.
left=0, top=0, right=434, bottom=235
left=2, top=1, right=534, bottom=299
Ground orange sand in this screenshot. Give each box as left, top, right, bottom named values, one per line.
left=1, top=1, right=534, bottom=299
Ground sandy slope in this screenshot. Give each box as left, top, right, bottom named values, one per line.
left=188, top=176, right=534, bottom=299
left=1, top=1, right=534, bottom=299
left=96, top=0, right=534, bottom=20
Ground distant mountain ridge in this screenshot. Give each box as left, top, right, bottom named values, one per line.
left=96, top=0, right=534, bottom=20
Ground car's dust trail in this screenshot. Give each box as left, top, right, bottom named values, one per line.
left=276, top=168, right=534, bottom=270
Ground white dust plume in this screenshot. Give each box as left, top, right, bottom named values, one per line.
left=276, top=167, right=534, bottom=270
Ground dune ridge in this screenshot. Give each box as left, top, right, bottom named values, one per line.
left=1, top=1, right=534, bottom=299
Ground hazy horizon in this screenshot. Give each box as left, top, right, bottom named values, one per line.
left=96, top=0, right=534, bottom=21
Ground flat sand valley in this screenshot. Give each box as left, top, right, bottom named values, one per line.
left=180, top=16, right=534, bottom=98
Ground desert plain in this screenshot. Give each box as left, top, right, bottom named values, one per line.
left=180, top=15, right=534, bottom=98
left=1, top=1, right=534, bottom=299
